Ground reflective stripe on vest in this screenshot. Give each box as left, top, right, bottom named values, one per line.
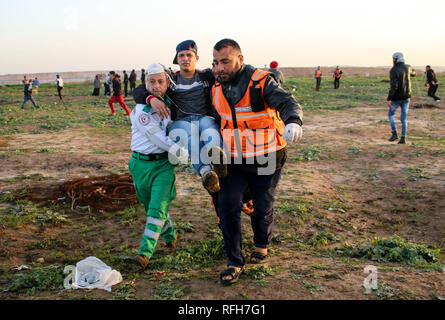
left=212, top=69, right=286, bottom=158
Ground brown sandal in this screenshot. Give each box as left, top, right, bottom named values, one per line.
left=219, top=266, right=245, bottom=285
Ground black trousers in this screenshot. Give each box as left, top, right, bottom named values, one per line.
left=315, top=78, right=321, bottom=91
left=57, top=86, right=63, bottom=99
left=104, top=83, right=110, bottom=96
left=428, top=84, right=440, bottom=101
left=124, top=81, right=128, bottom=97
left=92, top=87, right=100, bottom=96
left=217, top=166, right=283, bottom=267
left=130, top=81, right=136, bottom=93
left=334, top=78, right=340, bottom=89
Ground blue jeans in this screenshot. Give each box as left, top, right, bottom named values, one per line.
left=21, top=95, right=37, bottom=109
left=168, top=115, right=222, bottom=175
left=389, top=98, right=409, bottom=137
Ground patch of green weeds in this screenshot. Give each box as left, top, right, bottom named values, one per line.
left=113, top=279, right=136, bottom=300
left=308, top=231, right=337, bottom=248
left=0, top=200, right=42, bottom=228
left=116, top=206, right=144, bottom=226
left=5, top=265, right=65, bottom=294
left=294, top=146, right=328, bottom=161
left=377, top=151, right=396, bottom=159
left=36, top=210, right=71, bottom=225
left=323, top=199, right=347, bottom=213
left=275, top=199, right=311, bottom=224
left=244, top=265, right=280, bottom=280
left=302, top=280, right=324, bottom=294
left=8, top=173, right=45, bottom=182
left=27, top=238, right=69, bottom=250
left=371, top=281, right=400, bottom=300
left=403, top=166, right=431, bottom=181
left=335, top=235, right=442, bottom=268
left=152, top=283, right=189, bottom=300
left=150, top=236, right=226, bottom=271
left=91, top=149, right=113, bottom=154
left=175, top=221, right=195, bottom=234
left=347, top=146, right=362, bottom=155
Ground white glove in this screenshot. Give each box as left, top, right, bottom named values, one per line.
left=283, top=123, right=303, bottom=143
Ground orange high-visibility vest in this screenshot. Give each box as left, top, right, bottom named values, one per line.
left=316, top=70, right=322, bottom=78
left=212, top=69, right=286, bottom=158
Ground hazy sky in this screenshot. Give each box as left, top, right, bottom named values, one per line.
left=1, top=0, right=444, bottom=74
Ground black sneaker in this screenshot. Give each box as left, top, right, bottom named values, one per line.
left=388, top=132, right=398, bottom=142
left=398, top=137, right=406, bottom=144
left=202, top=170, right=220, bottom=193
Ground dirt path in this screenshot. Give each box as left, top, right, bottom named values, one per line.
left=0, top=103, right=444, bottom=300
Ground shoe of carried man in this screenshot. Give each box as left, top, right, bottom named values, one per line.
left=135, top=254, right=150, bottom=270
left=208, top=146, right=228, bottom=178
left=398, top=136, right=406, bottom=144
left=202, top=169, right=220, bottom=193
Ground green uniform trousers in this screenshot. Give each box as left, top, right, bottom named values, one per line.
left=129, top=156, right=177, bottom=258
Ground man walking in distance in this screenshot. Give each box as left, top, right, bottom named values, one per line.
left=211, top=39, right=303, bottom=285
left=108, top=73, right=131, bottom=116
left=21, top=79, right=38, bottom=109
left=387, top=52, right=412, bottom=145
left=140, top=68, right=146, bottom=86
left=333, top=66, right=342, bottom=89
left=56, top=75, right=64, bottom=100
left=123, top=70, right=129, bottom=97
left=129, top=69, right=137, bottom=93
left=425, top=65, right=441, bottom=102
left=314, top=66, right=322, bottom=91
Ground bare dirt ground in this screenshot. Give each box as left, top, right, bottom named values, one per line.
left=0, top=89, right=444, bottom=300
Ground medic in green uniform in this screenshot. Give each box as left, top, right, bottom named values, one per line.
left=129, top=62, right=188, bottom=270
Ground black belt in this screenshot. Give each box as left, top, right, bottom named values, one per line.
left=132, top=151, right=168, bottom=161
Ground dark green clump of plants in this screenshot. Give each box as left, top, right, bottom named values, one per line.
left=335, top=235, right=441, bottom=266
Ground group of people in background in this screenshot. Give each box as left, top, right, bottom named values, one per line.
left=20, top=75, right=64, bottom=109
left=93, top=69, right=142, bottom=98
left=314, top=66, right=343, bottom=91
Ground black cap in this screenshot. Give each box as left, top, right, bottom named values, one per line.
left=173, top=40, right=197, bottom=64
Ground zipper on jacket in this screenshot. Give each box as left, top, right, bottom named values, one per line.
left=227, top=85, right=243, bottom=157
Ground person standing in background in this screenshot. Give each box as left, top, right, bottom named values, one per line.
left=387, top=52, right=412, bottom=145
left=140, top=69, right=146, bottom=86
left=129, top=69, right=137, bottom=93
left=123, top=70, right=129, bottom=97
left=268, top=61, right=285, bottom=85
left=425, top=65, right=441, bottom=102
left=333, top=66, right=343, bottom=89
left=56, top=75, right=64, bottom=100
left=32, top=77, right=39, bottom=94
left=108, top=74, right=131, bottom=116
left=104, top=73, right=111, bottom=96
left=92, top=75, right=101, bottom=96
left=21, top=79, right=38, bottom=109
left=315, top=66, right=322, bottom=91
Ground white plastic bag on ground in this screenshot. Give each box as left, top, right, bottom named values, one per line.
left=72, top=256, right=122, bottom=292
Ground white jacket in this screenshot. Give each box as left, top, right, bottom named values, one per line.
left=130, top=103, right=187, bottom=159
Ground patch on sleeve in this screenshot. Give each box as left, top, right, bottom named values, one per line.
left=139, top=113, right=151, bottom=126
